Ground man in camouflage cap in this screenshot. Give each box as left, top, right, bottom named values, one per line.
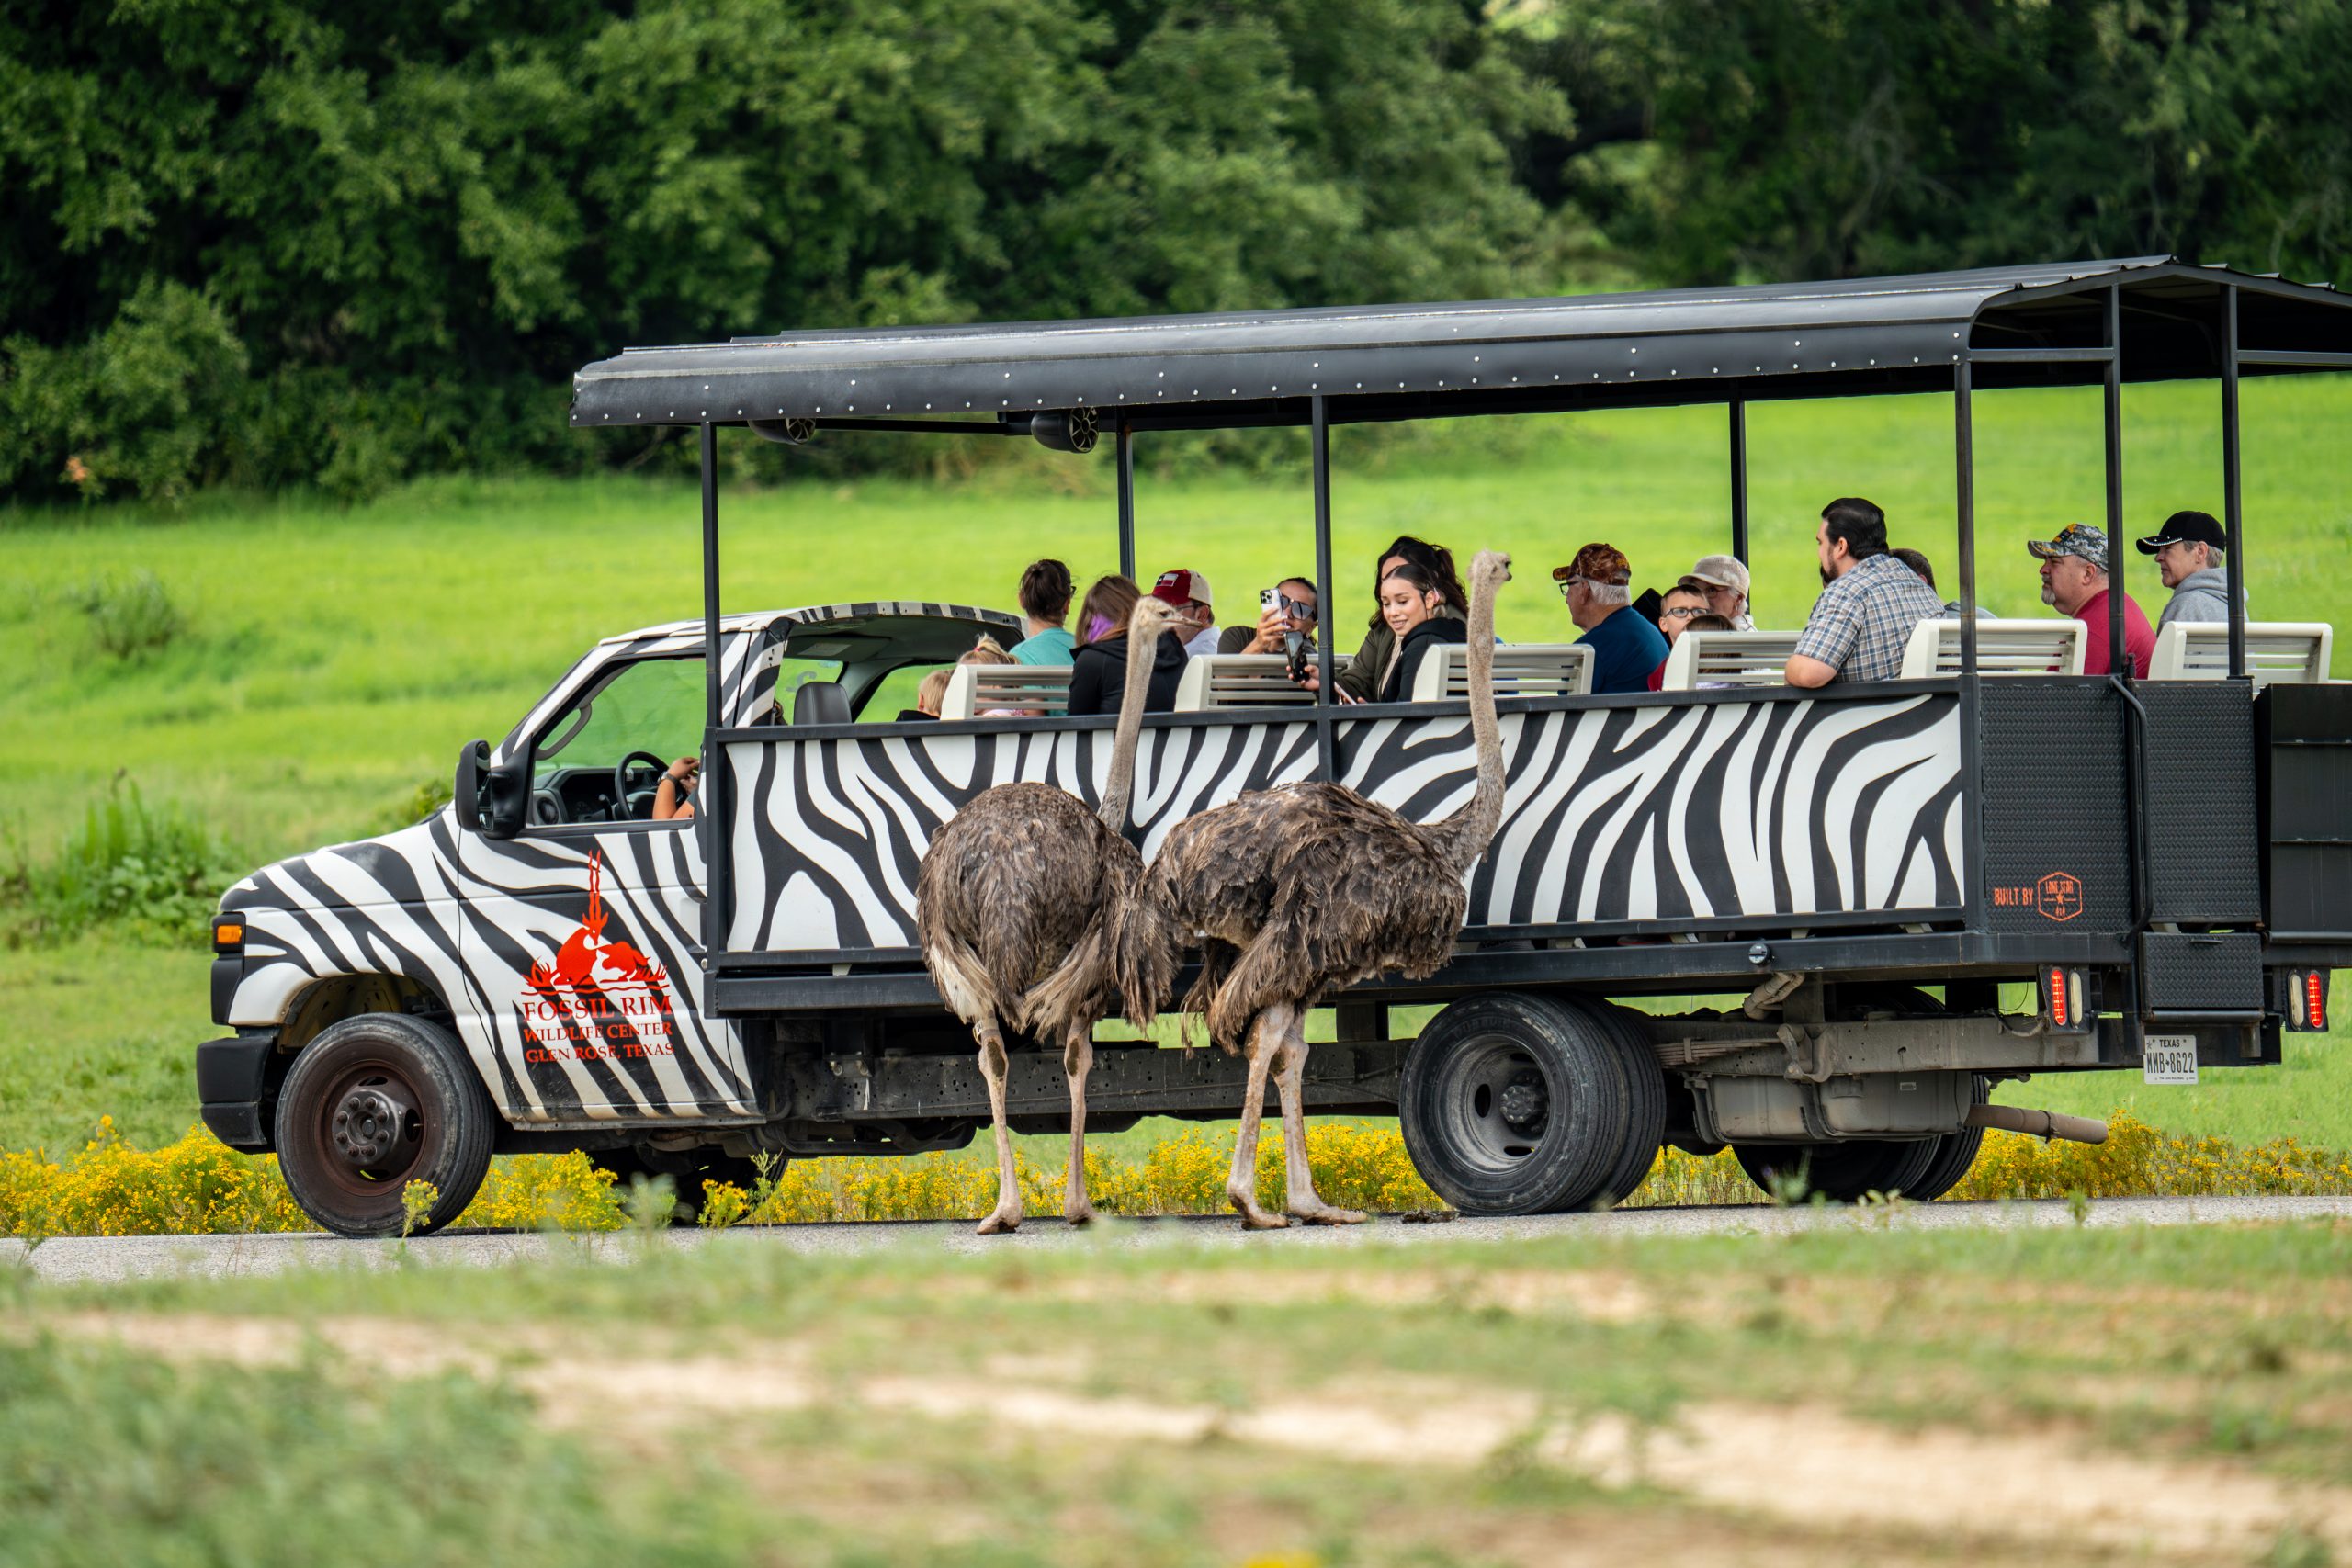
left=2026, top=523, right=2154, bottom=677
left=1553, top=541, right=1668, bottom=694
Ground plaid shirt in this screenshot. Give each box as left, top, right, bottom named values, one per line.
left=1792, top=552, right=1946, bottom=682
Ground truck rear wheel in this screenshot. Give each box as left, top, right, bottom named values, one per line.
left=274, top=1012, right=495, bottom=1238
left=1900, top=1074, right=1990, bottom=1201
left=1400, top=991, right=1625, bottom=1216
left=590, top=1145, right=769, bottom=1224
left=1570, top=999, right=1668, bottom=1207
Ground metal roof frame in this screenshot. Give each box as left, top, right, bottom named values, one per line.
left=571, top=258, right=2352, bottom=435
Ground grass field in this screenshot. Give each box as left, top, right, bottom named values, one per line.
left=11, top=1219, right=2352, bottom=1563
left=4, top=375, right=2348, bottom=1173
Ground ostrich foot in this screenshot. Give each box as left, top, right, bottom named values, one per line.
left=1063, top=1201, right=1099, bottom=1226
left=976, top=1209, right=1023, bottom=1235
left=1290, top=1201, right=1368, bottom=1226
left=1228, top=1190, right=1290, bottom=1230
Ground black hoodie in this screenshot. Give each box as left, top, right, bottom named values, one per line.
left=1067, top=629, right=1187, bottom=716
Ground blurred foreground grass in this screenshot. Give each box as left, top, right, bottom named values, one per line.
left=10, top=1215, right=2351, bottom=1566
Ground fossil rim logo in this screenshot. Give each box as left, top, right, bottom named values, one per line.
left=515, top=852, right=677, bottom=1063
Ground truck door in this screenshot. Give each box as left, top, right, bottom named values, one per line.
left=457, top=651, right=758, bottom=1125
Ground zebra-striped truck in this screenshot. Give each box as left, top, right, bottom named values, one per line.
left=198, top=258, right=2352, bottom=1235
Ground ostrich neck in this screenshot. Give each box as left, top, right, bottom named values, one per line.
left=1425, top=576, right=1505, bottom=875
left=1096, top=611, right=1161, bottom=832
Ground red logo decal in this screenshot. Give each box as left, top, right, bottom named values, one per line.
left=2033, top=872, right=2083, bottom=922
left=515, top=852, right=677, bottom=1065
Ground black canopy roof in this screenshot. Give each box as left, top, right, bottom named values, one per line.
left=570, top=258, right=2350, bottom=436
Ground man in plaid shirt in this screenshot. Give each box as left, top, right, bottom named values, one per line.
left=1786, top=497, right=1945, bottom=686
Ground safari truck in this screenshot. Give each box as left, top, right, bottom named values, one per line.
left=198, top=257, right=2352, bottom=1236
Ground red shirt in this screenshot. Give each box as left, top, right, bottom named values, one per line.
left=2077, top=588, right=2154, bottom=678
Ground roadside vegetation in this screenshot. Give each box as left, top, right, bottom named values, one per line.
left=9, top=1217, right=2351, bottom=1563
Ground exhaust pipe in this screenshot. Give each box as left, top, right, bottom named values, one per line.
left=1964, top=1104, right=2109, bottom=1145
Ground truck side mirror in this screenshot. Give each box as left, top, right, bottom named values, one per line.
left=455, top=739, right=530, bottom=840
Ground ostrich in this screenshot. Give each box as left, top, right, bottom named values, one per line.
left=1149, top=548, right=1513, bottom=1228
left=916, top=594, right=1183, bottom=1234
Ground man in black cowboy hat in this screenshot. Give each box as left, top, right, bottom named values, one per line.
left=2135, top=510, right=2240, bottom=629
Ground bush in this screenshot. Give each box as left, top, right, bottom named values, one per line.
left=0, top=780, right=239, bottom=947
left=59, top=570, right=183, bottom=659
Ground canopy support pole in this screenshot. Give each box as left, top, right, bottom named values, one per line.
left=2222, top=287, right=2247, bottom=680
left=698, top=422, right=729, bottom=966
left=1954, top=362, right=1984, bottom=926
left=1310, top=395, right=1339, bottom=783
left=2105, top=287, right=2129, bottom=682
left=1116, top=416, right=1136, bottom=581
left=1728, top=395, right=1749, bottom=565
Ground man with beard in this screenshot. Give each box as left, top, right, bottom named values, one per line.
left=1786, top=497, right=1945, bottom=687
left=2028, top=523, right=2154, bottom=677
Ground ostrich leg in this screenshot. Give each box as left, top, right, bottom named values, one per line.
left=1060, top=1023, right=1099, bottom=1225
left=1273, top=1020, right=1366, bottom=1225
left=974, top=1020, right=1025, bottom=1235
left=1225, top=1001, right=1296, bottom=1229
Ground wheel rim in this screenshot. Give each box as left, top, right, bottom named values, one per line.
left=1430, top=1032, right=1555, bottom=1174
left=313, top=1057, right=429, bottom=1198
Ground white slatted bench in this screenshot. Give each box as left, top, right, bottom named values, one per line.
left=940, top=663, right=1071, bottom=719
left=1172, top=654, right=1328, bottom=710
left=1660, top=629, right=1804, bottom=690
left=2148, top=621, right=2334, bottom=687
left=1409, top=641, right=1591, bottom=701
left=1898, top=617, right=2086, bottom=678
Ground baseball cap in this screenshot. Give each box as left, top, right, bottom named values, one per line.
left=1688, top=554, right=1750, bottom=594
left=1550, top=542, right=1632, bottom=586
left=2135, top=510, right=2225, bottom=556
left=2025, top=524, right=2109, bottom=573
left=1150, top=569, right=1214, bottom=607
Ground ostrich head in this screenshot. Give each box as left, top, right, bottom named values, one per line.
left=1469, top=549, right=1512, bottom=594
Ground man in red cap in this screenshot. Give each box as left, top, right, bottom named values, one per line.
left=1150, top=568, right=1220, bottom=658
left=1553, top=542, right=1668, bottom=694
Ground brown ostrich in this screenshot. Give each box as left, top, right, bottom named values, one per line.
left=915, top=594, right=1183, bottom=1234
left=1148, top=548, right=1513, bottom=1228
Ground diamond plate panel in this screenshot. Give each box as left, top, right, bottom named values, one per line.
left=1978, top=684, right=2131, bottom=933
left=2140, top=683, right=2261, bottom=922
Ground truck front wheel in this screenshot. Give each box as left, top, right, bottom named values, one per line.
left=274, top=1013, right=495, bottom=1238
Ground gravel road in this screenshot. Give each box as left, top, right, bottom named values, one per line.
left=8, top=1194, right=2348, bottom=1286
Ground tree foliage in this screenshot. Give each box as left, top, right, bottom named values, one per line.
left=1, top=0, right=2343, bottom=504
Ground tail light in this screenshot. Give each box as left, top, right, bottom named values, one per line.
left=2282, top=969, right=2330, bottom=1033
left=2040, top=965, right=2091, bottom=1033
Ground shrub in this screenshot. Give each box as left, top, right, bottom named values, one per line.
left=0, top=779, right=239, bottom=947
left=60, top=569, right=183, bottom=658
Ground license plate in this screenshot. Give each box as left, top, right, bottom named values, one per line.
left=2143, top=1033, right=2199, bottom=1085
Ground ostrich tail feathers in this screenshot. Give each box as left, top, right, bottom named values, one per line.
left=1108, top=885, right=1182, bottom=1035
left=1013, top=918, right=1112, bottom=1038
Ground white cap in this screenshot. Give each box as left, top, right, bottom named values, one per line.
left=1689, top=554, right=1750, bottom=594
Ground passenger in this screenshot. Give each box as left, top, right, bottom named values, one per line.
left=1786, top=497, right=1946, bottom=687
left=959, top=635, right=1029, bottom=717
left=2028, top=523, right=2154, bottom=678
left=1890, top=547, right=1992, bottom=618
left=1644, top=577, right=1716, bottom=692
left=653, top=757, right=698, bottom=820
left=1373, top=561, right=1468, bottom=702
left=2135, top=510, right=2239, bottom=628
left=1149, top=569, right=1221, bottom=658
left=1554, top=542, right=1668, bottom=695
left=1688, top=554, right=1755, bottom=630
left=1010, top=559, right=1077, bottom=665
left=1068, top=574, right=1185, bottom=716
left=1220, top=574, right=1319, bottom=657
left=897, top=668, right=952, bottom=722
left=1307, top=536, right=1465, bottom=704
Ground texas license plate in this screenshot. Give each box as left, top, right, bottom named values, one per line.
left=2143, top=1033, right=2199, bottom=1085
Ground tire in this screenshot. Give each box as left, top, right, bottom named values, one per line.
left=1732, top=1136, right=1941, bottom=1204
left=1399, top=991, right=1626, bottom=1216
left=1902, top=1074, right=1990, bottom=1201
left=274, top=1012, right=496, bottom=1238
left=1566, top=999, right=1669, bottom=1208
left=590, top=1145, right=769, bottom=1224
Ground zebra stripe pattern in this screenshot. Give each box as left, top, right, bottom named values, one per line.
left=724, top=691, right=1961, bottom=953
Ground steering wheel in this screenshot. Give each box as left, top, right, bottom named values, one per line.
left=614, top=751, right=674, bottom=821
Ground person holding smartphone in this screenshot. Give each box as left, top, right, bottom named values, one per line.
left=653, top=757, right=698, bottom=820
left=1219, top=576, right=1320, bottom=660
